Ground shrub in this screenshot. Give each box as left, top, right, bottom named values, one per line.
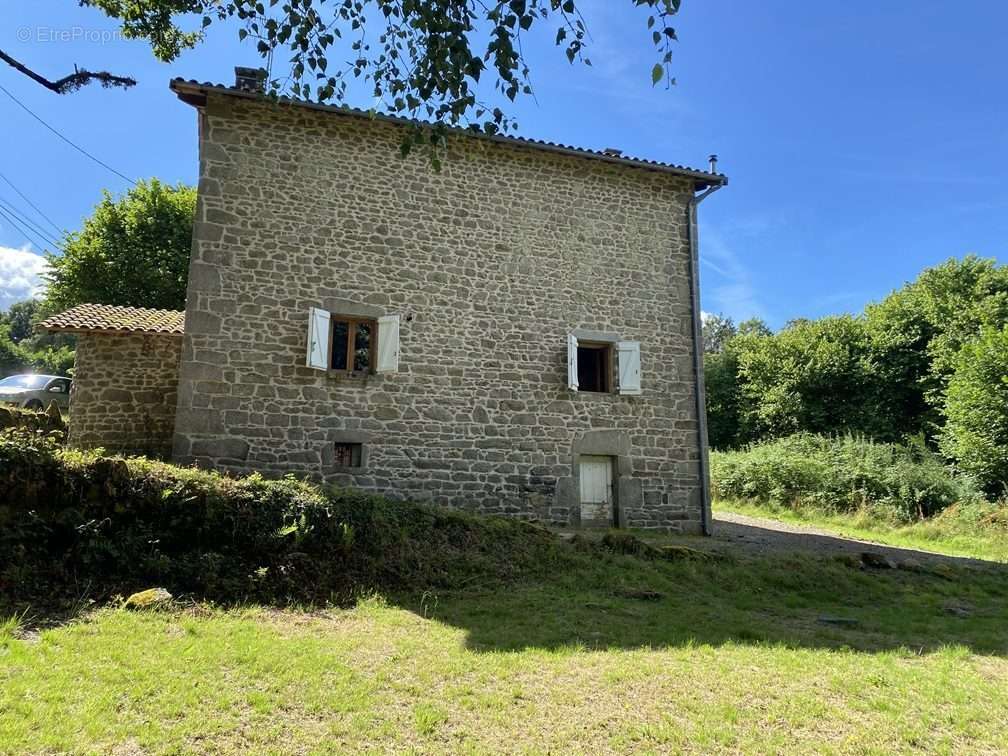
left=0, top=404, right=66, bottom=439
left=710, top=433, right=981, bottom=521
left=0, top=431, right=566, bottom=608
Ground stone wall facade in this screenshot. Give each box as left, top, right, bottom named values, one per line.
left=70, top=333, right=182, bottom=458
left=174, top=93, right=706, bottom=532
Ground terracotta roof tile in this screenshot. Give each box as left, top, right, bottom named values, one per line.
left=39, top=304, right=185, bottom=335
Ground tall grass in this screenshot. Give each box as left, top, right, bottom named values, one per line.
left=710, top=433, right=983, bottom=521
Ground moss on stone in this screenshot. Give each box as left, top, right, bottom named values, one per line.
left=124, top=588, right=173, bottom=609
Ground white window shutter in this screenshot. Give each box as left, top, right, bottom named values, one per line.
left=306, top=307, right=331, bottom=370
left=617, top=340, right=642, bottom=395
left=567, top=334, right=579, bottom=391
left=376, top=314, right=400, bottom=373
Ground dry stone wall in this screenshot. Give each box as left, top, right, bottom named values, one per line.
left=70, top=333, right=182, bottom=458
left=174, top=94, right=705, bottom=531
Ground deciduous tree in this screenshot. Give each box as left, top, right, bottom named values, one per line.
left=45, top=180, right=196, bottom=312
left=734, top=316, right=879, bottom=440
left=0, top=300, right=38, bottom=344
left=702, top=312, right=736, bottom=354
left=865, top=256, right=1008, bottom=439
left=942, top=326, right=1008, bottom=495
left=704, top=347, right=742, bottom=449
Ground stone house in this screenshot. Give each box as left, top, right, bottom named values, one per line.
left=43, top=70, right=726, bottom=533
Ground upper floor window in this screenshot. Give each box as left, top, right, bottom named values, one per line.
left=567, top=334, right=641, bottom=395
left=576, top=342, right=612, bottom=393
left=331, top=318, right=374, bottom=373
left=306, top=307, right=399, bottom=375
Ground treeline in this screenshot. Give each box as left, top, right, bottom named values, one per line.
left=704, top=255, right=1008, bottom=494
left=0, top=300, right=74, bottom=378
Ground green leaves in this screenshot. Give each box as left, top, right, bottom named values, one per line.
left=86, top=0, right=684, bottom=168
left=942, top=326, right=1008, bottom=494
left=709, top=256, right=1008, bottom=494
left=80, top=0, right=207, bottom=62
left=45, top=180, right=196, bottom=312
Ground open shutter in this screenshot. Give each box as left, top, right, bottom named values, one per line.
left=617, top=340, right=642, bottom=395
left=306, top=307, right=331, bottom=370
left=376, top=314, right=400, bottom=373
left=567, top=334, right=579, bottom=391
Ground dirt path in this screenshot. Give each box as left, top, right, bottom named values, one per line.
left=664, top=511, right=999, bottom=568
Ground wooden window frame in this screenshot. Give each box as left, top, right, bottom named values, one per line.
left=333, top=442, right=363, bottom=467
left=577, top=341, right=614, bottom=394
left=328, top=316, right=377, bottom=376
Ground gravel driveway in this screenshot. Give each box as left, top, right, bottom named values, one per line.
left=677, top=511, right=999, bottom=568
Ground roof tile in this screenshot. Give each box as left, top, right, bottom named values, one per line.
left=39, top=304, right=185, bottom=335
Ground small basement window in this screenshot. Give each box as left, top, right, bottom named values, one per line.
left=333, top=442, right=363, bottom=467
left=577, top=342, right=612, bottom=393
left=331, top=318, right=374, bottom=374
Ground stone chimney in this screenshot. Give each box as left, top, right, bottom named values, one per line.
left=234, top=66, right=266, bottom=93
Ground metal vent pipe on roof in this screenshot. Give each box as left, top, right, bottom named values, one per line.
left=708, top=154, right=718, bottom=173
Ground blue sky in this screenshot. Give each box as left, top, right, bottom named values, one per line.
left=1, top=1, right=1005, bottom=324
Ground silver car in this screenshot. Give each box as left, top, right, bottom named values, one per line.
left=0, top=374, right=72, bottom=412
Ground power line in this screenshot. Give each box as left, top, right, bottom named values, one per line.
left=0, top=81, right=137, bottom=186
left=0, top=204, right=57, bottom=253
left=0, top=195, right=60, bottom=248
left=0, top=194, right=62, bottom=248
left=0, top=205, right=53, bottom=252
left=0, top=170, right=64, bottom=236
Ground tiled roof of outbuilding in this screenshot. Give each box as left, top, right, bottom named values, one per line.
left=169, top=78, right=728, bottom=189
left=39, top=304, right=185, bottom=335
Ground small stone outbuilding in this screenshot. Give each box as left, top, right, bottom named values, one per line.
left=40, top=304, right=184, bottom=458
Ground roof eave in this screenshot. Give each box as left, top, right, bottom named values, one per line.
left=169, top=79, right=728, bottom=190
left=39, top=325, right=184, bottom=337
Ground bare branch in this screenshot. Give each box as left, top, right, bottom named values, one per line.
left=0, top=48, right=136, bottom=94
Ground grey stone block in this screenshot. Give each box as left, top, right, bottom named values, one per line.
left=191, top=437, right=250, bottom=460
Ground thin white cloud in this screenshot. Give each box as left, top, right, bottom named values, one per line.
left=699, top=227, right=768, bottom=324
left=0, top=246, right=49, bottom=311
left=558, top=0, right=695, bottom=115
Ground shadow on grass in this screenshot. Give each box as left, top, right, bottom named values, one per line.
left=6, top=523, right=1008, bottom=658
left=405, top=525, right=1008, bottom=656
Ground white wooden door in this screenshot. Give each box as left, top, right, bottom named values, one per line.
left=579, top=456, right=614, bottom=525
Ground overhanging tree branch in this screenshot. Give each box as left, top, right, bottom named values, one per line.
left=0, top=48, right=136, bottom=94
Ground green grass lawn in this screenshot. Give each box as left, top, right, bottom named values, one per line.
left=3, top=546, right=1007, bottom=754
left=715, top=499, right=1008, bottom=563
